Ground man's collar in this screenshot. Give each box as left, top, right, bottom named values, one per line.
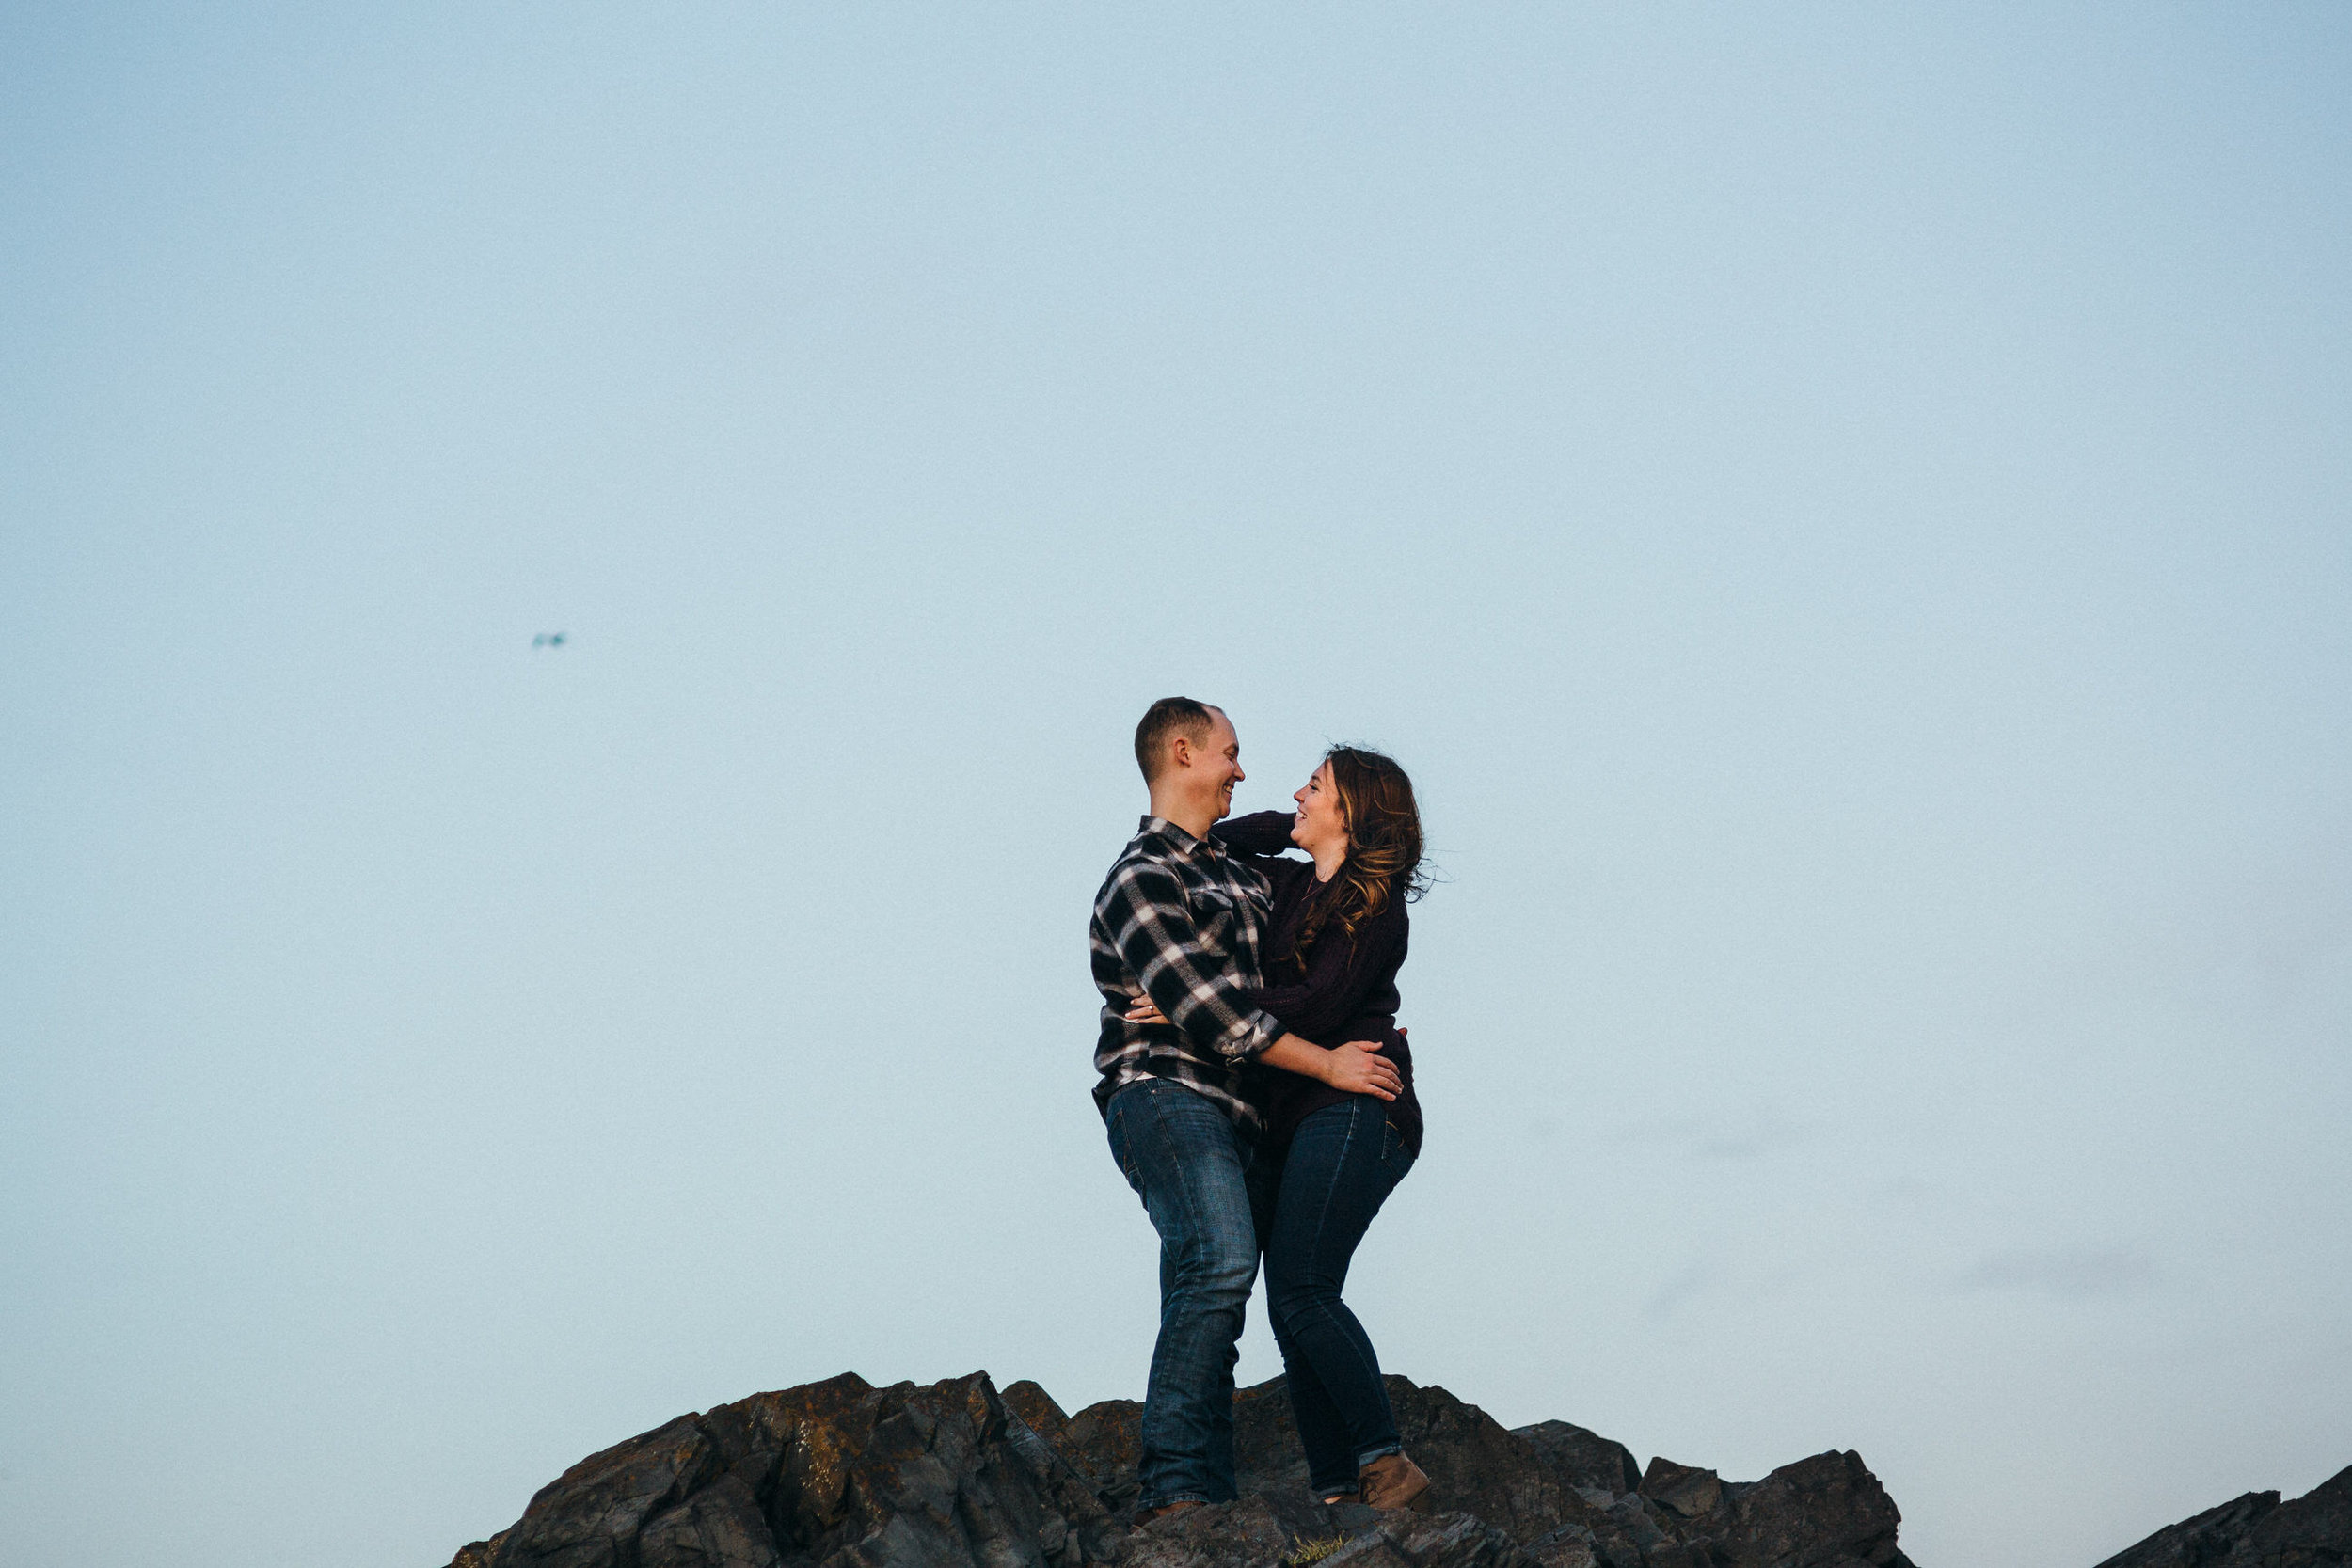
left=1138, top=814, right=1214, bottom=854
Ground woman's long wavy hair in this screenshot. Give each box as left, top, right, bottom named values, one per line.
left=1288, top=745, right=1430, bottom=959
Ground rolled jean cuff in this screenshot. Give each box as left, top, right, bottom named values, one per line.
left=1356, top=1442, right=1404, bottom=1466
left=1141, top=1491, right=1208, bottom=1510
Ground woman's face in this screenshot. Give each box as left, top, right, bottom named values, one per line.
left=1291, top=760, right=1348, bottom=857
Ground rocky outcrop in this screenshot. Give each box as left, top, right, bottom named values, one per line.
left=441, top=1370, right=1915, bottom=1568
left=2094, top=1465, right=2352, bottom=1568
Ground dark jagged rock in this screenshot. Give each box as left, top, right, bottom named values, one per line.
left=1637, top=1459, right=1722, bottom=1522
left=2241, top=1465, right=2352, bottom=1564
left=462, top=1370, right=1120, bottom=1568
left=1106, top=1498, right=1293, bottom=1568
left=2094, top=1491, right=2281, bottom=1568
left=1054, top=1396, right=1147, bottom=1519
left=1378, top=1378, right=1583, bottom=1543
left=441, top=1370, right=1916, bottom=1568
left=1698, top=1450, right=1906, bottom=1568
left=1314, top=1509, right=1537, bottom=1568
left=449, top=1536, right=509, bottom=1568
left=1513, top=1422, right=1642, bottom=1502
left=2095, top=1465, right=2352, bottom=1568
left=1000, top=1384, right=1073, bottom=1448
left=1057, top=1375, right=1585, bottom=1543
left=639, top=1473, right=785, bottom=1568
left=496, top=1413, right=723, bottom=1568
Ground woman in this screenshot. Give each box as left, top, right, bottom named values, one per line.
left=1128, top=745, right=1431, bottom=1512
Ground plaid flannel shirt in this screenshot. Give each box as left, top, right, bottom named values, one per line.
left=1090, top=815, right=1283, bottom=1134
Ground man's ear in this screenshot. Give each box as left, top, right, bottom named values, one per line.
left=1166, top=734, right=1193, bottom=771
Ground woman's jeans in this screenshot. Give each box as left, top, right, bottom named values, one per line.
left=1249, top=1098, right=1418, bottom=1497
left=1104, top=1079, right=1261, bottom=1509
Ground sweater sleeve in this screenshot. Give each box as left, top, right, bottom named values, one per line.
left=1210, top=810, right=1301, bottom=858
left=1242, top=898, right=1406, bottom=1045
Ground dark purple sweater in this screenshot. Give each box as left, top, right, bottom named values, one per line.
left=1212, top=811, right=1422, bottom=1156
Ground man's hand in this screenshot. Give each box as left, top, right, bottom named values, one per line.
left=1321, top=1039, right=1402, bottom=1101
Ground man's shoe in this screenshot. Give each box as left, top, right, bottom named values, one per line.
left=1358, top=1452, right=1432, bottom=1513
left=1136, top=1500, right=1206, bottom=1527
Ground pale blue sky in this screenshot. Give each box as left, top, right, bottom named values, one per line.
left=4, top=7, right=2348, bottom=1567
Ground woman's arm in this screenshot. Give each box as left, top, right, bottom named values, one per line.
left=1259, top=1031, right=1401, bottom=1100
left=1210, top=810, right=1301, bottom=859
left=1123, top=993, right=1403, bottom=1098
left=1129, top=906, right=1406, bottom=1050
left=1126, top=894, right=1409, bottom=1095
left=1242, top=898, right=1406, bottom=1044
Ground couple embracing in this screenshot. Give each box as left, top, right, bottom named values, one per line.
left=1089, top=697, right=1432, bottom=1523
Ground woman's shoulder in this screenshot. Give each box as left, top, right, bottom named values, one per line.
left=1351, top=880, right=1409, bottom=955
left=1322, top=875, right=1406, bottom=954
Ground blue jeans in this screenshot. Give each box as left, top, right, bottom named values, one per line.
left=1104, top=1079, right=1262, bottom=1509
left=1248, top=1099, right=1418, bottom=1497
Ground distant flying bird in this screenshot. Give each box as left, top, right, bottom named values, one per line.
left=532, top=632, right=567, bottom=648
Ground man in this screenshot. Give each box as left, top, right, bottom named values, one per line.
left=1090, top=696, right=1397, bottom=1520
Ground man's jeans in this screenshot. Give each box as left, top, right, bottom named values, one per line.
left=1248, top=1098, right=1417, bottom=1497
left=1104, top=1079, right=1260, bottom=1509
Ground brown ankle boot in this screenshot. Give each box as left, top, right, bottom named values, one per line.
left=1359, top=1452, right=1431, bottom=1512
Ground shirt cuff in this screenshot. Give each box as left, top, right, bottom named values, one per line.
left=1217, top=1008, right=1283, bottom=1061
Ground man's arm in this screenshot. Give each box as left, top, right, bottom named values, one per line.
left=1116, top=883, right=1406, bottom=1100
left=1100, top=859, right=1281, bottom=1062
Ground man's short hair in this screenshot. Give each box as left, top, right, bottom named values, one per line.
left=1135, top=697, right=1219, bottom=784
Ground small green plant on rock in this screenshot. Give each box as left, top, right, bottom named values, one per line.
left=1282, top=1532, right=1350, bottom=1567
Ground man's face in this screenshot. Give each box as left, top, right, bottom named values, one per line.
left=1183, top=709, right=1245, bottom=819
